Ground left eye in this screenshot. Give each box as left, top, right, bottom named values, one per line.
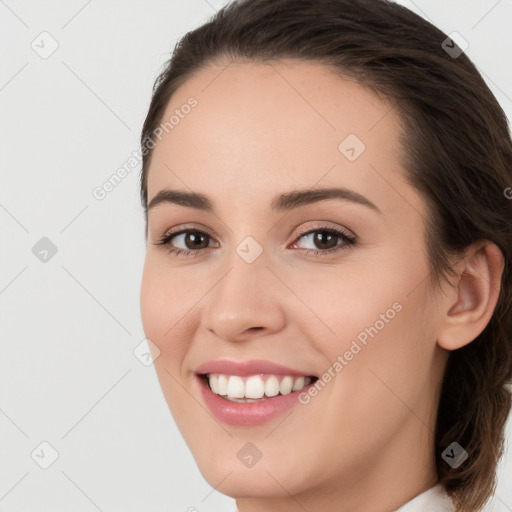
left=292, top=227, right=356, bottom=253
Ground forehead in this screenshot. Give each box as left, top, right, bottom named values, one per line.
left=146, top=59, right=421, bottom=219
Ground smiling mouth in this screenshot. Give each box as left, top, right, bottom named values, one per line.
left=200, top=373, right=318, bottom=402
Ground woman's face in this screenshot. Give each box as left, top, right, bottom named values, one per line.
left=140, top=60, right=449, bottom=506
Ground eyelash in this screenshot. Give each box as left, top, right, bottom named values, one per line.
left=155, top=225, right=357, bottom=258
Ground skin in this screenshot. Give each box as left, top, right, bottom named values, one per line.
left=140, top=59, right=504, bottom=512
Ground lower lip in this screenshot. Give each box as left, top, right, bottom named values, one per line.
left=197, top=376, right=312, bottom=427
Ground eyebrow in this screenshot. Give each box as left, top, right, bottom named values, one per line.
left=147, top=187, right=382, bottom=214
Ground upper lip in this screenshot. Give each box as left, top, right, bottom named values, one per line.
left=195, top=359, right=317, bottom=378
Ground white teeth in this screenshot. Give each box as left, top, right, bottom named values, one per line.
left=227, top=375, right=245, bottom=398
left=206, top=373, right=313, bottom=400
left=292, top=376, right=305, bottom=391
left=209, top=374, right=219, bottom=394
left=245, top=375, right=265, bottom=399
left=280, top=376, right=293, bottom=395
left=217, top=375, right=228, bottom=395
left=264, top=375, right=280, bottom=397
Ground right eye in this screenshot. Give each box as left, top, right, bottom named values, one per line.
left=156, top=229, right=218, bottom=256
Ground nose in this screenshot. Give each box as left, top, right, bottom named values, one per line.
left=201, top=250, right=287, bottom=344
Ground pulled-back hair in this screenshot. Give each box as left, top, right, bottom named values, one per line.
left=139, top=1, right=512, bottom=510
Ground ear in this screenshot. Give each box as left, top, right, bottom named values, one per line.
left=437, top=240, right=505, bottom=351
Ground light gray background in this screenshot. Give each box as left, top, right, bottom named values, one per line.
left=0, top=1, right=511, bottom=511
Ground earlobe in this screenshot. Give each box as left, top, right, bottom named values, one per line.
left=437, top=241, right=504, bottom=351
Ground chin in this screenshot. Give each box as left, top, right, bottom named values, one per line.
left=198, top=460, right=306, bottom=499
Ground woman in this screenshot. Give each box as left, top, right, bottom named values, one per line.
left=138, top=0, right=512, bottom=510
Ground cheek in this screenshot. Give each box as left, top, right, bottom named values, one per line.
left=289, top=240, right=436, bottom=416
left=140, top=255, right=193, bottom=366
left=140, top=256, right=201, bottom=426
left=302, top=236, right=432, bottom=358
left=283, top=256, right=408, bottom=360
left=140, top=260, right=166, bottom=349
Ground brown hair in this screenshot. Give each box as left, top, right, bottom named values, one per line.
left=139, top=1, right=512, bottom=510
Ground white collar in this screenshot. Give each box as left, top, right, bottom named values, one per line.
left=394, top=483, right=455, bottom=512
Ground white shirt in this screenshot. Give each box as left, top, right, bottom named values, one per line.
left=395, top=483, right=455, bottom=512
left=232, top=483, right=455, bottom=512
